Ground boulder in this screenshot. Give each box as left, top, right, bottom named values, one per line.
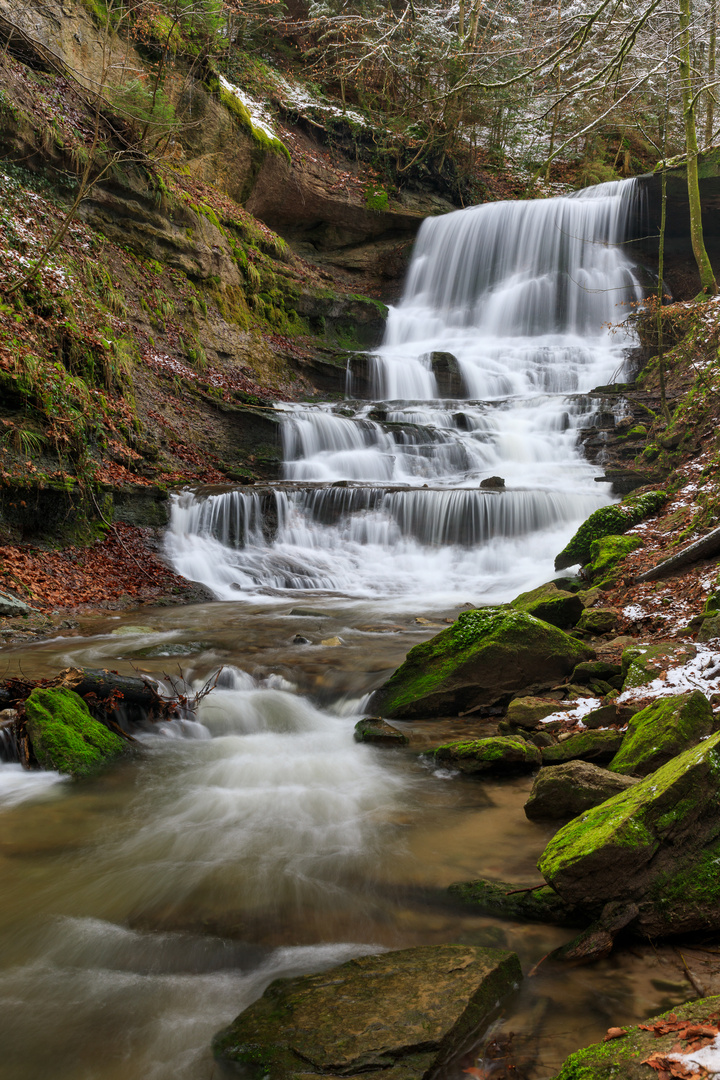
left=0, top=591, right=31, bottom=617
left=575, top=607, right=619, bottom=635
left=368, top=608, right=594, bottom=720
left=505, top=696, right=566, bottom=729
left=537, top=730, right=720, bottom=932
left=698, top=613, right=720, bottom=642
left=583, top=703, right=620, bottom=729
left=433, top=735, right=541, bottom=774
left=353, top=717, right=409, bottom=746
left=552, top=996, right=720, bottom=1080
left=524, top=761, right=638, bottom=821
left=480, top=476, right=505, bottom=489
left=429, top=351, right=464, bottom=397
left=570, top=660, right=622, bottom=685
left=541, top=729, right=624, bottom=765
left=448, top=878, right=596, bottom=927
left=621, top=641, right=696, bottom=689
left=609, top=690, right=713, bottom=776
left=212, top=945, right=522, bottom=1080
left=584, top=535, right=643, bottom=585
left=510, top=582, right=583, bottom=629
left=24, top=687, right=127, bottom=778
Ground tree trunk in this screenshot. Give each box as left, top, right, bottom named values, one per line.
left=706, top=0, right=717, bottom=146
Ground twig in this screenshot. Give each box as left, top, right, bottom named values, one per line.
left=674, top=948, right=706, bottom=997
left=505, top=884, right=546, bottom=895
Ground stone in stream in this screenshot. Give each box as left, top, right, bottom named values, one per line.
left=447, top=878, right=598, bottom=927
left=608, top=690, right=713, bottom=776
left=552, top=996, right=720, bottom=1080
left=510, top=582, right=583, bottom=630
left=541, top=729, right=624, bottom=766
left=480, top=475, right=505, bottom=489
left=353, top=717, right=408, bottom=746
left=524, top=761, right=638, bottom=821
left=537, top=730, right=720, bottom=934
left=429, top=350, right=464, bottom=396
left=24, top=687, right=128, bottom=778
left=212, top=945, right=522, bottom=1080
left=432, top=734, right=541, bottom=774
left=368, top=608, right=594, bottom=719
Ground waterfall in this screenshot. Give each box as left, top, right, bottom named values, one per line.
left=166, top=180, right=644, bottom=607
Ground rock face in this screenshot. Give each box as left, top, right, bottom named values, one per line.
left=212, top=945, right=522, bottom=1080
left=510, top=582, right=583, bottom=629
left=541, top=730, right=624, bottom=765
left=429, top=351, right=464, bottom=396
left=24, top=687, right=127, bottom=778
left=537, top=730, right=720, bottom=932
left=609, top=690, right=713, bottom=776
left=433, top=735, right=542, bottom=774
left=524, top=761, right=638, bottom=821
left=368, top=608, right=593, bottom=719
left=584, top=535, right=643, bottom=585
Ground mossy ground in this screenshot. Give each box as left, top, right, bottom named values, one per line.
left=24, top=686, right=126, bottom=777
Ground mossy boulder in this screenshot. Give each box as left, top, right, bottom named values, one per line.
left=24, top=687, right=126, bottom=778
left=525, top=761, right=638, bottom=821
left=609, top=690, right=713, bottom=776
left=212, top=945, right=522, bottom=1080
left=585, top=535, right=643, bottom=585
left=353, top=717, right=409, bottom=746
left=551, top=996, right=720, bottom=1080
left=510, top=583, right=583, bottom=629
left=448, top=878, right=597, bottom=928
left=368, top=608, right=594, bottom=719
left=554, top=491, right=666, bottom=570
left=621, top=641, right=697, bottom=690
left=537, top=730, right=720, bottom=930
left=576, top=607, right=619, bottom=635
left=432, top=735, right=541, bottom=774
left=505, top=696, right=566, bottom=729
left=541, top=730, right=624, bottom=766
left=571, top=660, right=622, bottom=684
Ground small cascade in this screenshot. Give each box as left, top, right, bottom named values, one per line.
left=166, top=179, right=645, bottom=606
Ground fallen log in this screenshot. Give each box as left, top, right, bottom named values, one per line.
left=55, top=667, right=162, bottom=711
left=634, top=525, right=720, bottom=584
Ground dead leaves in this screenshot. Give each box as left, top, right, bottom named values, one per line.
left=638, top=1012, right=720, bottom=1080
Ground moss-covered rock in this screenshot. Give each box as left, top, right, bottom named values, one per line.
left=432, top=734, right=541, bottom=774
left=448, top=878, right=597, bottom=927
left=570, top=660, right=623, bottom=686
left=541, top=730, right=624, bottom=766
left=609, top=690, right=713, bottom=776
left=551, top=996, right=720, bottom=1080
left=525, top=761, right=638, bottom=820
left=554, top=491, right=666, bottom=570
left=575, top=607, right=619, bottom=635
left=368, top=608, right=593, bottom=719
left=353, top=717, right=409, bottom=745
left=24, top=687, right=126, bottom=778
left=585, top=534, right=643, bottom=586
left=212, top=945, right=522, bottom=1080
left=537, top=730, right=720, bottom=924
left=510, top=583, right=583, bottom=629
left=505, top=696, right=566, bottom=729
left=621, top=641, right=697, bottom=689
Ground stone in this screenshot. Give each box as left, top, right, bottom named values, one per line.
left=585, top=534, right=643, bottom=585
left=583, top=703, right=619, bottom=729
left=368, top=608, right=594, bottom=720
left=537, top=730, right=720, bottom=932
left=0, top=591, right=31, bottom=617
left=510, top=582, right=583, bottom=629
left=432, top=735, right=541, bottom=774
left=505, top=696, right=566, bottom=729
left=354, top=717, right=409, bottom=746
left=575, top=607, right=619, bottom=635
left=541, top=729, right=624, bottom=765
left=621, top=641, right=697, bottom=689
left=608, top=690, right=713, bottom=776
left=448, top=878, right=597, bottom=927
left=698, top=613, right=720, bottom=642
left=554, top=491, right=666, bottom=570
left=552, top=996, right=720, bottom=1080
left=212, top=945, right=522, bottom=1080
left=524, top=761, right=638, bottom=821
left=480, top=475, right=505, bottom=489
left=24, top=687, right=127, bottom=778
left=429, top=351, right=464, bottom=397
left=570, top=660, right=623, bottom=685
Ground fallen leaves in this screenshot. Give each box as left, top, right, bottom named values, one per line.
left=640, top=1012, right=720, bottom=1080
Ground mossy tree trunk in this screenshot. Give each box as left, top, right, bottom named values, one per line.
left=678, top=0, right=718, bottom=297
left=706, top=0, right=717, bottom=147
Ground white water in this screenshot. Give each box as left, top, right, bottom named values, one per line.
left=169, top=180, right=644, bottom=605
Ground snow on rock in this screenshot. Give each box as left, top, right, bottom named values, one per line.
left=218, top=74, right=282, bottom=143
left=668, top=1032, right=720, bottom=1077
left=619, top=645, right=720, bottom=705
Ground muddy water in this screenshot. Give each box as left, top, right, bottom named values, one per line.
left=0, top=602, right=700, bottom=1079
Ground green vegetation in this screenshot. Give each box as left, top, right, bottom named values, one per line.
left=609, top=690, right=713, bottom=775
left=554, top=491, right=666, bottom=570
left=24, top=687, right=127, bottom=777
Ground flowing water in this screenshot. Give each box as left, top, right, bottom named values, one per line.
left=1, top=182, right=695, bottom=1079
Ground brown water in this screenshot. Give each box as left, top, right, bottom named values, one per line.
left=0, top=601, right=700, bottom=1079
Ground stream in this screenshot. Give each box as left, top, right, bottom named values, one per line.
left=0, top=180, right=698, bottom=1079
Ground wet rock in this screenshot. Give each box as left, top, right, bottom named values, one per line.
left=433, top=735, right=541, bottom=774
left=621, top=641, right=697, bottom=689
left=480, top=475, right=505, bottom=489
left=448, top=877, right=597, bottom=927
left=524, top=761, right=638, bottom=821
left=576, top=607, right=619, bottom=635
left=552, top=995, right=720, bottom=1079
left=505, top=696, right=566, bottom=729
left=212, top=944, right=522, bottom=1080
left=25, top=687, right=127, bottom=778
left=429, top=351, right=464, bottom=397
left=537, top=730, right=720, bottom=932
left=320, top=636, right=343, bottom=647
left=368, top=608, right=593, bottom=719
left=293, top=634, right=311, bottom=644
left=608, top=690, right=713, bottom=776
left=541, top=729, right=624, bottom=766
left=290, top=608, right=328, bottom=617
left=354, top=717, right=409, bottom=746
left=0, top=591, right=31, bottom=617
left=510, top=582, right=583, bottom=630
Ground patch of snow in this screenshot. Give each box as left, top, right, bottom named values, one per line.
left=668, top=1033, right=720, bottom=1077
left=218, top=75, right=280, bottom=142
left=623, top=604, right=647, bottom=621
left=619, top=646, right=720, bottom=703
left=539, top=697, right=599, bottom=726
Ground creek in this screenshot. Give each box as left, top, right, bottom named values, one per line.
left=0, top=181, right=696, bottom=1079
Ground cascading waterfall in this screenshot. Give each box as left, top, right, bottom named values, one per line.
left=166, top=180, right=645, bottom=606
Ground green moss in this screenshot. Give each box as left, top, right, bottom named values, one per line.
left=541, top=729, right=624, bottom=765
left=585, top=534, right=643, bottom=585
left=510, top=583, right=583, bottom=628
left=609, top=690, right=713, bottom=776
left=25, top=687, right=126, bottom=778
left=555, top=490, right=666, bottom=570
